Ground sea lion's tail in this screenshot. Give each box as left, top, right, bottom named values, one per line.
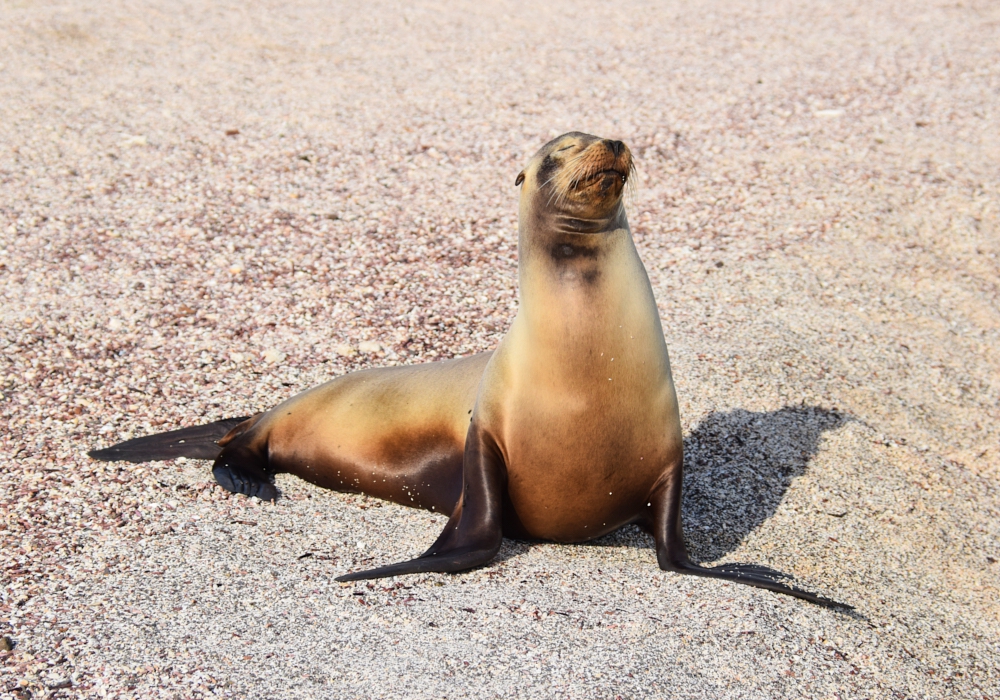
left=87, top=416, right=252, bottom=463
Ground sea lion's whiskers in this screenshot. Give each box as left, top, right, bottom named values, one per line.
left=544, top=183, right=563, bottom=209
left=624, top=161, right=639, bottom=211
left=539, top=170, right=563, bottom=194
left=543, top=168, right=573, bottom=209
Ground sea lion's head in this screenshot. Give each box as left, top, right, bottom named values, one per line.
left=515, top=132, right=634, bottom=234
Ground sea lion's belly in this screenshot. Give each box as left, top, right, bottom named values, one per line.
left=500, top=386, right=681, bottom=542
left=273, top=410, right=467, bottom=512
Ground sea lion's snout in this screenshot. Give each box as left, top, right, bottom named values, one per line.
left=568, top=138, right=632, bottom=192
left=602, top=139, right=631, bottom=183
left=580, top=138, right=632, bottom=185
left=604, top=139, right=630, bottom=177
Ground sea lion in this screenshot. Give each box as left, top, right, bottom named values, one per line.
left=90, top=132, right=846, bottom=607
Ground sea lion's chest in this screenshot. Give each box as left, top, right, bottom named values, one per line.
left=482, top=330, right=682, bottom=541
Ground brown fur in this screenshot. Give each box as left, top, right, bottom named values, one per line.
left=224, top=352, right=489, bottom=514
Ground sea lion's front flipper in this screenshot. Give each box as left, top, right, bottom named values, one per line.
left=646, top=469, right=851, bottom=609
left=335, top=424, right=505, bottom=582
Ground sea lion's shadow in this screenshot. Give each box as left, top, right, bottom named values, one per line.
left=574, top=405, right=848, bottom=564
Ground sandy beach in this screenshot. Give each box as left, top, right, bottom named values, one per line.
left=2, top=0, right=999, bottom=697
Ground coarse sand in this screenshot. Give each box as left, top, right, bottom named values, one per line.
left=2, top=0, right=999, bottom=698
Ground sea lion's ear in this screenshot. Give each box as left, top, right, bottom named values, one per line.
left=514, top=171, right=525, bottom=187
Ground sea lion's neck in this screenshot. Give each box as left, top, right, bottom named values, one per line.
left=521, top=199, right=626, bottom=239
left=545, top=210, right=625, bottom=236
left=517, top=199, right=627, bottom=287
left=514, top=202, right=662, bottom=344
left=505, top=208, right=668, bottom=391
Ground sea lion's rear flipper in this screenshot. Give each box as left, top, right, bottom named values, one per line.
left=646, top=471, right=851, bottom=609
left=211, top=440, right=278, bottom=502
left=87, top=417, right=252, bottom=463
left=335, top=425, right=505, bottom=582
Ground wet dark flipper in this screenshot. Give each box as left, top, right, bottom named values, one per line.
left=336, top=423, right=505, bottom=582
left=714, top=562, right=793, bottom=581
left=661, top=559, right=849, bottom=608
left=212, top=443, right=277, bottom=501
left=646, top=466, right=851, bottom=609
left=88, top=417, right=251, bottom=463
left=333, top=546, right=496, bottom=582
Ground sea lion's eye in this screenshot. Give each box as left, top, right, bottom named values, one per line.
left=556, top=145, right=574, bottom=153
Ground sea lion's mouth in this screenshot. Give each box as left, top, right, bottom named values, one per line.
left=596, top=168, right=628, bottom=183
left=572, top=168, right=629, bottom=194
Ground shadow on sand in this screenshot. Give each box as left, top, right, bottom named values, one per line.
left=575, top=404, right=848, bottom=563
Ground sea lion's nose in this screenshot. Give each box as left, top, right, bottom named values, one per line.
left=606, top=140, right=624, bottom=157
